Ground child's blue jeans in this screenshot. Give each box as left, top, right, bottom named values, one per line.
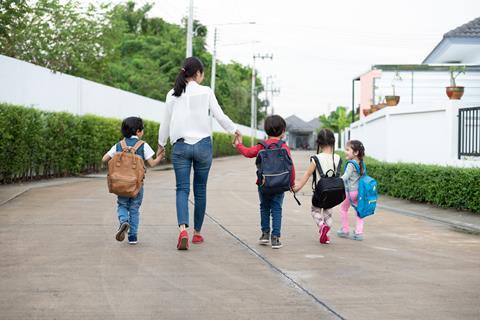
left=258, top=189, right=285, bottom=237
left=117, top=186, right=144, bottom=236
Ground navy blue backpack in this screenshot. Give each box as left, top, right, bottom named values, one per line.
left=255, top=141, right=293, bottom=195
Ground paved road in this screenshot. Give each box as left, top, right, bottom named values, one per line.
left=1, top=151, right=479, bottom=320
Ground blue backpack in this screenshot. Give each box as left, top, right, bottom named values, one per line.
left=345, top=160, right=377, bottom=218
left=255, top=140, right=293, bottom=195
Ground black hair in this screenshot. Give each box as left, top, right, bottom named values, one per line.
left=172, top=57, right=204, bottom=97
left=346, top=140, right=366, bottom=174
left=121, top=117, right=144, bottom=138
left=264, top=115, right=286, bottom=137
left=316, top=128, right=335, bottom=152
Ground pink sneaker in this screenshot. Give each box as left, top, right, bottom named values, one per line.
left=319, top=225, right=330, bottom=244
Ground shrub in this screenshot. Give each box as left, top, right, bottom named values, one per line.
left=336, top=151, right=480, bottom=213
left=0, top=103, right=249, bottom=183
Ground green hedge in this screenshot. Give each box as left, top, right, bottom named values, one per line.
left=336, top=151, right=480, bottom=213
left=0, top=103, right=249, bottom=183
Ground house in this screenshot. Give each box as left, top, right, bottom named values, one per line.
left=285, top=115, right=321, bottom=150
left=347, top=18, right=480, bottom=167
left=423, top=17, right=480, bottom=64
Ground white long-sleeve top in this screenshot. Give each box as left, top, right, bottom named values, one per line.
left=158, top=81, right=237, bottom=146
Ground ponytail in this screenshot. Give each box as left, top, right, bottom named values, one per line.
left=172, top=57, right=204, bottom=97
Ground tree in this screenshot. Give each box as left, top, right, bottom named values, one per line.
left=0, top=0, right=111, bottom=74
left=319, top=106, right=358, bottom=147
left=0, top=0, right=265, bottom=126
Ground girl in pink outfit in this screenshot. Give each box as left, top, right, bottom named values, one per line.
left=338, top=140, right=365, bottom=241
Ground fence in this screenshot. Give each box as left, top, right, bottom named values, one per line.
left=347, top=100, right=479, bottom=167
left=0, top=54, right=265, bottom=139
left=458, top=106, right=480, bottom=159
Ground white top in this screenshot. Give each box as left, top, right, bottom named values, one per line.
left=158, top=81, right=237, bottom=146
left=107, top=136, right=155, bottom=160
left=313, top=153, right=341, bottom=175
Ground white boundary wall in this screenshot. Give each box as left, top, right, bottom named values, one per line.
left=0, top=55, right=265, bottom=139
left=347, top=101, right=479, bottom=168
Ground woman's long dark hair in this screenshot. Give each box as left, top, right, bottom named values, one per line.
left=347, top=140, right=365, bottom=175
left=172, top=57, right=204, bottom=97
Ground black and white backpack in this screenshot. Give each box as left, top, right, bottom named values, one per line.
left=311, top=153, right=345, bottom=209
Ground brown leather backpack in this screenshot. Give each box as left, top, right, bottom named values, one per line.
left=107, top=139, right=146, bottom=198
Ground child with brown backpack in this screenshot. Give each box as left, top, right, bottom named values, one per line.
left=102, top=117, right=163, bottom=245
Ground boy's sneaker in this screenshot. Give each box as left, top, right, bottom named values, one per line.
left=352, top=233, right=364, bottom=241
left=319, top=225, right=330, bottom=244
left=271, top=235, right=283, bottom=249
left=177, top=230, right=189, bottom=250
left=128, top=235, right=137, bottom=245
left=115, top=222, right=129, bottom=242
left=337, top=229, right=350, bottom=238
left=259, top=231, right=270, bottom=245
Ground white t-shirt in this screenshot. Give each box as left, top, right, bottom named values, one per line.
left=158, top=81, right=237, bottom=146
left=312, top=153, right=341, bottom=176
left=107, top=136, right=155, bottom=160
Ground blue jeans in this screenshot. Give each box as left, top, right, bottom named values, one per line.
left=258, top=189, right=285, bottom=237
left=172, top=137, right=212, bottom=231
left=117, top=186, right=144, bottom=236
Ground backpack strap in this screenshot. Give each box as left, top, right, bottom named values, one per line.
left=257, top=141, right=269, bottom=149
left=131, top=140, right=145, bottom=153
left=311, top=155, right=325, bottom=191
left=119, top=139, right=129, bottom=152
left=336, top=158, right=343, bottom=176
left=292, top=190, right=301, bottom=206
left=272, top=140, right=285, bottom=148
left=345, top=160, right=361, bottom=174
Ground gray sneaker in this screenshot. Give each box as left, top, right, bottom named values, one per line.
left=271, top=235, right=283, bottom=249
left=352, top=233, right=364, bottom=241
left=337, top=229, right=350, bottom=238
left=259, top=231, right=270, bottom=245
left=115, top=222, right=129, bottom=242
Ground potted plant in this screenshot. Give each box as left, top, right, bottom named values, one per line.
left=446, top=65, right=465, bottom=100
left=362, top=108, right=371, bottom=116
left=385, top=72, right=402, bottom=106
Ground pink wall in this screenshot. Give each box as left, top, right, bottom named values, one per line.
left=360, top=69, right=382, bottom=118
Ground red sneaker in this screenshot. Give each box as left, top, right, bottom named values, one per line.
left=319, top=225, right=330, bottom=244
left=177, top=230, right=189, bottom=250
left=192, top=234, right=204, bottom=244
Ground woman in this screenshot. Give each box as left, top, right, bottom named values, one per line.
left=157, top=57, right=239, bottom=250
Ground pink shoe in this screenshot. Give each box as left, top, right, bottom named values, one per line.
left=319, top=225, right=330, bottom=244
left=177, top=230, right=189, bottom=250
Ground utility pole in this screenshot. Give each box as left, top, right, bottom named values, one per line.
left=186, top=0, right=194, bottom=58
left=251, top=53, right=273, bottom=146
left=265, top=76, right=280, bottom=115
left=211, top=28, right=217, bottom=92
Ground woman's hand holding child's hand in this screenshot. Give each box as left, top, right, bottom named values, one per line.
left=232, top=132, right=242, bottom=147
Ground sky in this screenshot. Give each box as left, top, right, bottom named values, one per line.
left=83, top=0, right=480, bottom=121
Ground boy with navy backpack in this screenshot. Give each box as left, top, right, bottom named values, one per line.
left=338, top=140, right=377, bottom=241
left=233, top=115, right=295, bottom=249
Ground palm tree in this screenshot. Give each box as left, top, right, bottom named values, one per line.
left=319, top=106, right=358, bottom=148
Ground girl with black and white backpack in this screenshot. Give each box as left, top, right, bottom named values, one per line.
left=293, top=129, right=344, bottom=244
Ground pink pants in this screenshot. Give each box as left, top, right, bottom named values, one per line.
left=339, top=190, right=364, bottom=234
